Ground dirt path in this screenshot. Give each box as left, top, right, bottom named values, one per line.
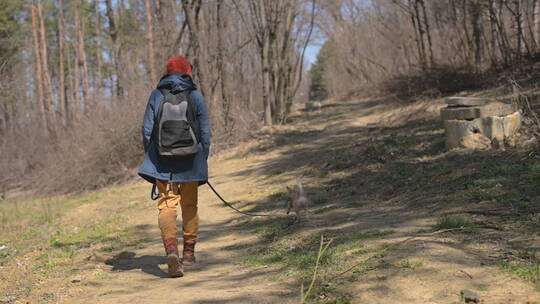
left=70, top=164, right=298, bottom=303
left=54, top=96, right=540, bottom=304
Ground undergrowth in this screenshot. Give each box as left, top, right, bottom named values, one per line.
left=433, top=215, right=472, bottom=231
left=0, top=184, right=149, bottom=302
left=501, top=249, right=540, bottom=291
left=238, top=228, right=394, bottom=303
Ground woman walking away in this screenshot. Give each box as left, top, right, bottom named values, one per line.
left=138, top=56, right=211, bottom=278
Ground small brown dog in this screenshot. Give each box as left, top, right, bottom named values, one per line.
left=286, top=177, right=309, bottom=222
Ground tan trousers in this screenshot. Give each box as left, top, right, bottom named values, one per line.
left=155, top=179, right=199, bottom=243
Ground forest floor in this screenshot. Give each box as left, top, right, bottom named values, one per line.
left=1, top=90, right=540, bottom=303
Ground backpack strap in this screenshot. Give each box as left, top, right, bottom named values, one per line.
left=156, top=88, right=170, bottom=114
left=158, top=88, right=191, bottom=103
left=151, top=88, right=170, bottom=143
left=158, top=88, right=170, bottom=98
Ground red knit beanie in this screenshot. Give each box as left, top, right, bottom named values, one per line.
left=166, top=56, right=192, bottom=75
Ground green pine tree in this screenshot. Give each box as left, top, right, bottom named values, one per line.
left=308, top=40, right=333, bottom=101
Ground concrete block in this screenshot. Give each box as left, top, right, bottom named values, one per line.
left=443, top=111, right=521, bottom=150
left=502, top=111, right=521, bottom=137
left=440, top=102, right=517, bottom=120
left=481, top=111, right=521, bottom=142
left=443, top=119, right=482, bottom=149
left=445, top=97, right=490, bottom=107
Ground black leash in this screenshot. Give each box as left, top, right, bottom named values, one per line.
left=151, top=181, right=273, bottom=217
left=206, top=181, right=273, bottom=217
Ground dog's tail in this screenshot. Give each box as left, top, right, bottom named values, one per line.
left=296, top=176, right=304, bottom=195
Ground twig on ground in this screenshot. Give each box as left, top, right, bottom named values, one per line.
left=458, top=269, right=473, bottom=279
left=301, top=235, right=333, bottom=304
left=475, top=222, right=504, bottom=231
left=417, top=228, right=469, bottom=235
left=443, top=209, right=507, bottom=217
left=331, top=250, right=387, bottom=280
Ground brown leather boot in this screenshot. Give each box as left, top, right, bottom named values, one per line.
left=163, top=238, right=184, bottom=277
left=183, top=241, right=196, bottom=264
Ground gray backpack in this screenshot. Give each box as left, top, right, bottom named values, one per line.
left=156, top=89, right=201, bottom=157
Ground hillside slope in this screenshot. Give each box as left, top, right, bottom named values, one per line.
left=1, top=94, right=540, bottom=303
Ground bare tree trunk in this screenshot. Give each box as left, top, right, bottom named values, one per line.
left=492, top=0, right=512, bottom=66
left=183, top=0, right=208, bottom=97
left=156, top=0, right=184, bottom=65
left=30, top=2, right=46, bottom=131
left=232, top=0, right=273, bottom=125
left=105, top=0, right=123, bottom=97
left=233, top=0, right=309, bottom=124
left=505, top=0, right=524, bottom=61
left=535, top=0, right=540, bottom=50
left=95, top=0, right=103, bottom=95
left=258, top=1, right=273, bottom=125
left=75, top=1, right=91, bottom=113
left=470, top=0, right=483, bottom=71
left=488, top=0, right=500, bottom=64
left=37, top=0, right=55, bottom=132
left=73, top=44, right=81, bottom=121
left=289, top=0, right=316, bottom=115
left=216, top=0, right=232, bottom=133
left=0, top=99, right=10, bottom=137
left=66, top=42, right=76, bottom=122
left=408, top=0, right=427, bottom=70
left=419, top=0, right=434, bottom=67
left=144, top=0, right=157, bottom=85
left=57, top=0, right=67, bottom=127
left=520, top=0, right=533, bottom=58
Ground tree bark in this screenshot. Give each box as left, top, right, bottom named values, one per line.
left=408, top=0, right=427, bottom=70
left=516, top=0, right=523, bottom=59
left=257, top=1, right=273, bottom=125
left=216, top=0, right=232, bottom=132
left=488, top=0, right=499, bottom=64
left=289, top=0, right=316, bottom=116
left=144, top=0, right=157, bottom=85
left=418, top=0, right=434, bottom=67
left=105, top=0, right=123, bottom=97
left=95, top=0, right=103, bottom=94
left=470, top=0, right=483, bottom=70
left=37, top=0, right=55, bottom=132
left=183, top=0, right=208, bottom=97
left=75, top=1, right=91, bottom=113
left=73, top=43, right=82, bottom=121
left=535, top=0, right=540, bottom=50
left=30, top=1, right=46, bottom=131
left=66, top=41, right=76, bottom=122
left=57, top=0, right=67, bottom=127
left=233, top=0, right=308, bottom=124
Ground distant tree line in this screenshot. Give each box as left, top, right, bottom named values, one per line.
left=311, top=0, right=540, bottom=97
left=0, top=0, right=316, bottom=192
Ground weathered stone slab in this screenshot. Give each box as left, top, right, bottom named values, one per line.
left=481, top=111, right=521, bottom=143
left=443, top=111, right=521, bottom=149
left=503, top=111, right=521, bottom=137
left=445, top=97, right=490, bottom=107
left=443, top=119, right=482, bottom=149
left=440, top=102, right=517, bottom=120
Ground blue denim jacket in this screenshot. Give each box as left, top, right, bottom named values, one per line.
left=138, top=73, right=211, bottom=184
